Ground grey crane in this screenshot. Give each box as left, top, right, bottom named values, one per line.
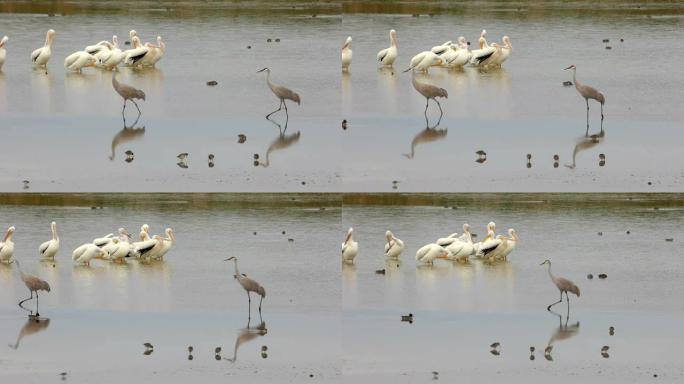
left=257, top=67, right=301, bottom=120
left=224, top=256, right=266, bottom=319
left=564, top=65, right=605, bottom=136
left=540, top=259, right=580, bottom=311
left=410, top=74, right=448, bottom=126
left=15, top=260, right=51, bottom=317
left=112, top=72, right=146, bottom=119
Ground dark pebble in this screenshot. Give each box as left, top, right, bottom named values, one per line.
left=648, top=182, right=652, bottom=185
left=553, top=154, right=559, bottom=161
left=125, top=41, right=131, bottom=45
left=598, top=232, right=603, bottom=236
left=238, top=134, right=247, bottom=143
left=288, top=238, right=294, bottom=242
left=598, top=273, right=608, bottom=279
left=261, top=352, right=268, bottom=358
left=253, top=160, right=259, bottom=167
left=275, top=38, right=280, bottom=42
left=282, top=231, right=286, bottom=235
left=626, top=230, right=630, bottom=234
left=206, top=80, right=218, bottom=86
left=563, top=81, right=573, bottom=86
left=267, top=38, right=272, bottom=42
left=253, top=231, right=257, bottom=235
left=603, top=39, right=610, bottom=43
left=553, top=162, right=559, bottom=168
left=620, top=38, right=624, bottom=42
left=375, top=269, right=386, bottom=275
left=215, top=354, right=221, bottom=360
left=665, top=238, right=673, bottom=242
left=188, top=354, right=193, bottom=360
left=529, top=354, right=535, bottom=360
left=309, top=374, right=314, bottom=378
left=262, top=345, right=268, bottom=351
left=526, top=153, right=532, bottom=159
left=530, top=346, right=535, bottom=352
left=342, top=119, right=348, bottom=130
left=215, top=347, right=222, bottom=354
left=254, top=153, right=259, bottom=160
left=587, top=274, right=593, bottom=279
left=301, top=181, right=306, bottom=185
left=605, top=46, right=612, bottom=50
left=247, top=45, right=251, bottom=49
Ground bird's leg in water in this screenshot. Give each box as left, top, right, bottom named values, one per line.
left=122, top=100, right=127, bottom=119
left=547, top=292, right=563, bottom=311
left=585, top=99, right=590, bottom=137
left=247, top=292, right=252, bottom=321
left=35, top=292, right=40, bottom=317
left=600, top=103, right=604, bottom=121
left=259, top=296, right=263, bottom=314
left=131, top=100, right=142, bottom=116
left=18, top=291, right=34, bottom=313
left=435, top=99, right=444, bottom=127
left=565, top=291, right=570, bottom=312
left=266, top=100, right=283, bottom=119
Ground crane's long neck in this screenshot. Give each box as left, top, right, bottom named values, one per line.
left=232, top=259, right=240, bottom=276
left=546, top=263, right=554, bottom=280
left=572, top=68, right=580, bottom=90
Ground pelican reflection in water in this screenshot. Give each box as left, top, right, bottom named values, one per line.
left=8, top=317, right=50, bottom=350
left=403, top=126, right=448, bottom=159
left=225, top=317, right=267, bottom=363
left=110, top=125, right=145, bottom=160
left=565, top=129, right=604, bottom=169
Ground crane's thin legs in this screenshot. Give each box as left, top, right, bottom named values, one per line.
left=585, top=99, right=590, bottom=137
left=434, top=99, right=444, bottom=127
left=18, top=292, right=34, bottom=313
left=266, top=100, right=283, bottom=119
left=247, top=292, right=252, bottom=321
left=131, top=100, right=142, bottom=115
left=600, top=103, right=604, bottom=121
left=547, top=292, right=563, bottom=311
left=36, top=293, right=40, bottom=317
left=122, top=100, right=127, bottom=117
left=258, top=296, right=263, bottom=314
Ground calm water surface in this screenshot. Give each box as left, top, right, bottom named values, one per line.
left=0, top=2, right=682, bottom=191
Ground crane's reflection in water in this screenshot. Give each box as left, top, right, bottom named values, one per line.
left=225, top=315, right=267, bottom=363
left=403, top=125, right=448, bottom=159
left=8, top=317, right=51, bottom=350
left=110, top=124, right=145, bottom=161
left=545, top=308, right=580, bottom=359
left=565, top=128, right=605, bottom=170
left=258, top=119, right=301, bottom=168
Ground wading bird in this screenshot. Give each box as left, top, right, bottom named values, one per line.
left=224, top=256, right=266, bottom=318
left=405, top=51, right=442, bottom=73
left=341, top=36, right=352, bottom=71
left=342, top=227, right=358, bottom=263
left=112, top=72, right=146, bottom=118
left=384, top=230, right=405, bottom=259
left=97, top=35, right=126, bottom=69
left=415, top=243, right=449, bottom=265
left=14, top=260, right=51, bottom=317
left=410, top=74, right=448, bottom=126
left=0, top=36, right=8, bottom=70
left=377, top=29, right=398, bottom=67
left=63, top=50, right=97, bottom=72
left=540, top=259, right=580, bottom=311
left=0, top=226, right=16, bottom=264
left=564, top=65, right=605, bottom=135
left=38, top=222, right=59, bottom=260
left=72, top=243, right=107, bottom=266
left=257, top=67, right=301, bottom=120
left=31, top=29, right=55, bottom=68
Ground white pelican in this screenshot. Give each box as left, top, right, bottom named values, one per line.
left=39, top=222, right=59, bottom=260
left=384, top=230, right=404, bottom=259
left=93, top=233, right=114, bottom=247
left=132, top=224, right=151, bottom=250
left=377, top=29, right=398, bottom=67
left=440, top=37, right=471, bottom=68
left=123, top=36, right=149, bottom=67
left=140, top=36, right=165, bottom=67
left=495, top=36, right=512, bottom=66
left=436, top=232, right=460, bottom=246
left=483, top=229, right=518, bottom=262
left=474, top=221, right=498, bottom=256
left=31, top=29, right=55, bottom=68
left=404, top=51, right=442, bottom=73
left=430, top=41, right=452, bottom=56
left=155, top=228, right=175, bottom=260
left=0, top=36, right=8, bottom=70
left=341, top=36, right=352, bottom=72
left=0, top=226, right=16, bottom=264
left=132, top=236, right=161, bottom=261
left=97, top=35, right=126, bottom=69
left=469, top=29, right=496, bottom=65
left=84, top=39, right=113, bottom=56
left=444, top=224, right=474, bottom=263
left=415, top=243, right=449, bottom=265
left=342, top=227, right=358, bottom=263
left=72, top=243, right=107, bottom=266
left=64, top=51, right=97, bottom=72
left=106, top=235, right=136, bottom=263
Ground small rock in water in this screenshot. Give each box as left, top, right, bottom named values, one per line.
left=253, top=153, right=259, bottom=160
left=526, top=153, right=532, bottom=159
left=529, top=354, right=535, bottom=360
left=609, top=326, right=615, bottom=335
left=144, top=342, right=153, bottom=349
left=620, top=38, right=624, bottom=42
left=626, top=230, right=631, bottom=234
left=553, top=154, right=559, bottom=161
left=206, top=80, right=218, bottom=86
left=490, top=350, right=500, bottom=356
left=601, top=345, right=610, bottom=352
left=342, top=119, right=348, bottom=130
left=598, top=273, right=608, bottom=279
left=215, top=347, right=222, bottom=354
left=253, top=231, right=257, bottom=235
left=301, top=181, right=306, bottom=185
left=530, top=346, right=535, bottom=352
left=275, top=38, right=280, bottom=42
left=648, top=181, right=652, bottom=185
left=553, top=162, right=559, bottom=168
left=247, top=45, right=251, bottom=49
left=665, top=238, right=674, bottom=242
left=309, top=374, right=314, bottom=378
left=253, top=160, right=260, bottom=167
left=188, top=346, right=194, bottom=353
left=238, top=134, right=247, bottom=143
left=125, top=41, right=131, bottom=45
left=490, top=342, right=500, bottom=349
left=261, top=352, right=268, bottom=358
left=563, top=81, right=573, bottom=86
left=288, top=238, right=294, bottom=242
left=267, top=38, right=272, bottom=42
left=375, top=269, right=386, bottom=275
left=603, top=38, right=610, bottom=43
left=261, top=345, right=268, bottom=352
left=188, top=354, right=193, bottom=360
left=598, top=231, right=603, bottom=236
left=282, top=231, right=286, bottom=235
left=215, top=354, right=221, bottom=360
left=605, top=46, right=612, bottom=50
left=587, top=274, right=594, bottom=279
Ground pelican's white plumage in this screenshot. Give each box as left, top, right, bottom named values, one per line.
left=469, top=29, right=496, bottom=65
left=406, top=51, right=442, bottom=73
left=0, top=226, right=16, bottom=264
left=123, top=36, right=149, bottom=66
left=430, top=41, right=452, bottom=55
left=342, top=227, right=358, bottom=263
left=436, top=232, right=460, bottom=246
left=384, top=230, right=405, bottom=259
left=494, top=36, right=512, bottom=67
left=444, top=224, right=474, bottom=263
left=39, top=222, right=59, bottom=260
left=64, top=51, right=97, bottom=72
left=139, top=36, right=165, bottom=67
left=31, top=29, right=55, bottom=67
left=153, top=228, right=175, bottom=260
left=415, top=243, right=449, bottom=265
left=441, top=37, right=471, bottom=67
left=377, top=29, right=398, bottom=66
left=72, top=243, right=107, bottom=266
left=341, top=36, right=352, bottom=71
left=0, top=36, right=8, bottom=70
left=97, top=35, right=126, bottom=69
left=482, top=228, right=518, bottom=261
left=84, top=40, right=113, bottom=55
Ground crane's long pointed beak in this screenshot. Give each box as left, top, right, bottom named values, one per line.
left=563, top=66, right=573, bottom=70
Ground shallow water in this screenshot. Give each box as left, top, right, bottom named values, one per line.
left=0, top=2, right=683, bottom=191
left=0, top=194, right=341, bottom=382
left=342, top=193, right=684, bottom=382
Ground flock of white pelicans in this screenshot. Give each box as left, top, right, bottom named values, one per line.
left=0, top=223, right=175, bottom=266
left=342, top=222, right=518, bottom=265
left=341, top=29, right=512, bottom=72
left=0, top=29, right=164, bottom=72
